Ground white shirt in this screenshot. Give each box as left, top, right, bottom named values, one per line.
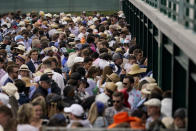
left=17, top=124, right=39, bottom=131
left=52, top=71, right=65, bottom=95
left=31, top=59, right=39, bottom=70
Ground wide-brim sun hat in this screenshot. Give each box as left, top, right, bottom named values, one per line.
left=128, top=64, right=147, bottom=75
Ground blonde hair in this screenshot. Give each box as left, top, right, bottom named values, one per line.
left=32, top=96, right=47, bottom=116
left=17, top=103, right=34, bottom=124
left=88, top=102, right=98, bottom=124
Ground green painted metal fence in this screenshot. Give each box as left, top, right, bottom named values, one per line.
left=0, top=0, right=120, bottom=13
left=123, top=0, right=196, bottom=131
left=141, top=0, right=196, bottom=32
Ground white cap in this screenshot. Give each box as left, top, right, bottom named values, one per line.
left=74, top=57, right=84, bottom=64
left=144, top=98, right=161, bottom=107
left=64, top=104, right=84, bottom=117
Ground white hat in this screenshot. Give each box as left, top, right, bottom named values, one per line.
left=1, top=83, right=19, bottom=100
left=44, top=68, right=53, bottom=75
left=19, top=64, right=30, bottom=72
left=0, top=93, right=11, bottom=108
left=15, top=45, right=25, bottom=52
left=93, top=17, right=99, bottom=23
left=74, top=57, right=84, bottom=64
left=144, top=98, right=161, bottom=107
left=64, top=104, right=84, bottom=117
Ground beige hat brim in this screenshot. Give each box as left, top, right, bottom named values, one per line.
left=128, top=68, right=147, bottom=75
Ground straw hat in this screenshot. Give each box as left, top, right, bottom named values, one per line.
left=15, top=45, right=25, bottom=52
left=141, top=76, right=156, bottom=83
left=49, top=24, right=58, bottom=29
left=1, top=83, right=19, bottom=100
left=43, top=47, right=52, bottom=54
left=16, top=54, right=26, bottom=62
left=44, top=68, right=53, bottom=75
left=115, top=48, right=123, bottom=53
left=128, top=64, right=147, bottom=75
left=19, top=64, right=30, bottom=72
left=105, top=82, right=117, bottom=92
left=21, top=77, right=33, bottom=87
left=69, top=33, right=75, bottom=38
left=106, top=73, right=120, bottom=83
left=141, top=83, right=158, bottom=95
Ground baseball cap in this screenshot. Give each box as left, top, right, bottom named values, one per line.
left=144, top=98, right=161, bottom=107
left=64, top=104, right=84, bottom=117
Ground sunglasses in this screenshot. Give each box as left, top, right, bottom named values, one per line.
left=112, top=100, right=121, bottom=103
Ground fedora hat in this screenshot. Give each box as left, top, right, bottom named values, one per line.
left=15, top=45, right=25, bottom=52
left=19, top=64, right=30, bottom=72
left=141, top=83, right=158, bottom=95
left=105, top=82, right=117, bottom=92
left=144, top=98, right=161, bottom=107
left=106, top=73, right=120, bottom=83
left=44, top=68, right=53, bottom=75
left=1, top=83, right=19, bottom=100
left=16, top=54, right=26, bottom=62
left=128, top=64, right=147, bottom=75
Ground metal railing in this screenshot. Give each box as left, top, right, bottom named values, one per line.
left=140, top=0, right=196, bottom=32
left=41, top=127, right=186, bottom=131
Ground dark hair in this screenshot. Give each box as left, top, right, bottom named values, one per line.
left=162, top=90, right=172, bottom=98
left=84, top=57, right=93, bottom=63
left=124, top=75, right=134, bottom=84
left=14, top=79, right=26, bottom=93
left=91, top=52, right=99, bottom=60
left=76, top=67, right=86, bottom=77
left=0, top=105, right=13, bottom=118
left=174, top=108, right=186, bottom=119
left=149, top=88, right=163, bottom=100
left=29, top=49, right=38, bottom=56
left=131, top=109, right=147, bottom=118
left=112, top=91, right=124, bottom=100
left=99, top=48, right=108, bottom=54
left=86, top=66, right=99, bottom=78
left=6, top=64, right=19, bottom=74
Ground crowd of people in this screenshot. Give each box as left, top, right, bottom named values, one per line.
left=0, top=10, right=187, bottom=131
